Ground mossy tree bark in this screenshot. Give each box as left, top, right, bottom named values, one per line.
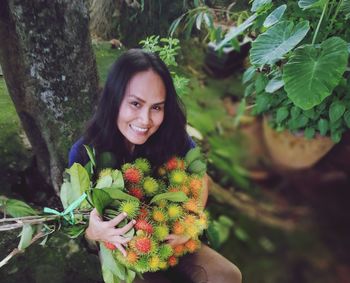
left=0, top=0, right=99, bottom=193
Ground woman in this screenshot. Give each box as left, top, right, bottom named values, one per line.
left=69, top=49, right=242, bottom=283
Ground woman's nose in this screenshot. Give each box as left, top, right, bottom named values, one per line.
left=139, top=109, right=150, bottom=124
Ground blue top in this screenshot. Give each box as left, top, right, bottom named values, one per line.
left=68, top=136, right=196, bottom=167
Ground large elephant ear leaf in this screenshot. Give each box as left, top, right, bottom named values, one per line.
left=263, top=4, right=287, bottom=28
left=250, top=20, right=309, bottom=66
left=283, top=37, right=349, bottom=110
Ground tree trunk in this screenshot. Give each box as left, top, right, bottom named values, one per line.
left=89, top=0, right=122, bottom=40
left=0, top=0, right=99, bottom=193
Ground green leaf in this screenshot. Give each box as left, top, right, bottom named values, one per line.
left=216, top=13, right=258, bottom=50
left=329, top=101, right=346, bottom=123
left=265, top=77, right=284, bottom=93
left=304, top=127, right=315, bottom=139
left=18, top=224, right=34, bottom=250
left=242, top=66, right=256, bottom=84
left=66, top=163, right=90, bottom=195
left=291, top=106, right=301, bottom=119
left=91, top=189, right=113, bottom=216
left=188, top=160, right=207, bottom=175
left=111, top=170, right=124, bottom=190
left=254, top=94, right=271, bottom=114
left=102, top=188, right=139, bottom=202
left=298, top=0, right=325, bottom=10
left=331, top=129, right=342, bottom=143
left=195, top=12, right=203, bottom=30
left=283, top=37, right=349, bottom=110
left=0, top=198, right=37, bottom=217
left=150, top=192, right=188, bottom=204
left=126, top=269, right=136, bottom=283
left=318, top=118, right=329, bottom=135
left=234, top=227, right=249, bottom=241
left=276, top=107, right=289, bottom=123
left=83, top=145, right=96, bottom=167
left=251, top=0, right=271, bottom=12
left=344, top=111, right=350, bottom=128
left=250, top=20, right=310, bottom=66
left=342, top=0, right=350, bottom=19
left=169, top=15, right=184, bottom=37
left=263, top=4, right=287, bottom=28
left=255, top=74, right=269, bottom=93
left=64, top=225, right=86, bottom=239
left=101, top=265, right=120, bottom=283
left=96, top=175, right=113, bottom=189
left=234, top=99, right=246, bottom=127
left=185, top=147, right=201, bottom=165
left=100, top=243, right=125, bottom=281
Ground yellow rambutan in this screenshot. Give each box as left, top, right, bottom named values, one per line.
left=152, top=208, right=167, bottom=223
left=167, top=204, right=183, bottom=220
left=169, top=170, right=187, bottom=186
left=183, top=198, right=200, bottom=213
left=148, top=255, right=161, bottom=271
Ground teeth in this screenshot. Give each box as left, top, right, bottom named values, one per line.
left=130, top=124, right=148, bottom=133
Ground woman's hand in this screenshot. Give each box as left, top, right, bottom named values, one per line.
left=85, top=208, right=135, bottom=256
left=165, top=234, right=190, bottom=247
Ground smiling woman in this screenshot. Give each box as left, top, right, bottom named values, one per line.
left=68, top=49, right=241, bottom=283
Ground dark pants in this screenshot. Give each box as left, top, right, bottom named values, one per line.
left=132, top=244, right=242, bottom=283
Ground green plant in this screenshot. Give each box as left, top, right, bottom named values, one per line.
left=139, top=36, right=190, bottom=97
left=221, top=0, right=350, bottom=142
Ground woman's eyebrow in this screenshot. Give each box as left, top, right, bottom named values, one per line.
left=128, top=94, right=165, bottom=105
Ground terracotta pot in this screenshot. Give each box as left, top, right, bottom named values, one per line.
left=263, top=117, right=335, bottom=169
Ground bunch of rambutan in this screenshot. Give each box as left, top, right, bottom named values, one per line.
left=96, top=151, right=208, bottom=275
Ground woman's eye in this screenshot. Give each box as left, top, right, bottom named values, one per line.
left=152, top=105, right=162, bottom=111
left=130, top=101, right=140, bottom=108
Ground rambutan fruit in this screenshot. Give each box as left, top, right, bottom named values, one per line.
left=183, top=214, right=197, bottom=225
left=152, top=207, right=168, bottom=223
left=172, top=221, right=186, bottom=235
left=123, top=166, right=143, bottom=184
left=169, top=170, right=187, bottom=186
left=119, top=200, right=140, bottom=219
left=165, top=157, right=178, bottom=171
left=185, top=239, right=201, bottom=253
left=148, top=255, right=161, bottom=271
left=197, top=211, right=209, bottom=230
left=135, top=219, right=154, bottom=234
left=143, top=177, right=159, bottom=196
left=167, top=204, right=183, bottom=220
left=126, top=250, right=139, bottom=265
left=173, top=244, right=186, bottom=256
left=168, top=255, right=178, bottom=267
left=128, top=186, right=144, bottom=200
left=189, top=176, right=203, bottom=198
left=138, top=206, right=149, bottom=219
left=103, top=241, right=116, bottom=250
left=185, top=224, right=200, bottom=238
left=158, top=244, right=173, bottom=260
left=153, top=224, right=169, bottom=241
left=158, top=260, right=168, bottom=270
left=135, top=256, right=151, bottom=273
left=183, top=198, right=201, bottom=213
left=134, top=158, right=151, bottom=175
left=130, top=235, right=153, bottom=255
left=180, top=185, right=190, bottom=196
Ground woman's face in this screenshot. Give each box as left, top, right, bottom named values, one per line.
left=117, top=69, right=166, bottom=149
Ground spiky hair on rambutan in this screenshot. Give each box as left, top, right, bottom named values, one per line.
left=169, top=170, right=187, bottom=186
left=148, top=255, right=161, bottom=271
left=143, top=177, right=159, bottom=196
left=134, top=255, right=151, bottom=273
left=172, top=221, right=186, bottom=235
left=173, top=244, right=186, bottom=257
left=158, top=244, right=173, bottom=260
left=118, top=200, right=140, bottom=219
left=167, top=204, right=183, bottom=220
left=152, top=207, right=168, bottom=223
left=129, top=235, right=154, bottom=255
left=153, top=224, right=169, bottom=241
left=168, top=255, right=179, bottom=267
left=122, top=165, right=143, bottom=184
left=185, top=239, right=201, bottom=253
left=128, top=186, right=144, bottom=200
left=183, top=198, right=201, bottom=214
left=165, top=157, right=186, bottom=171
left=134, top=158, right=151, bottom=175
left=135, top=219, right=154, bottom=235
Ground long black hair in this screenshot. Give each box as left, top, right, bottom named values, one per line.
left=79, top=49, right=190, bottom=168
